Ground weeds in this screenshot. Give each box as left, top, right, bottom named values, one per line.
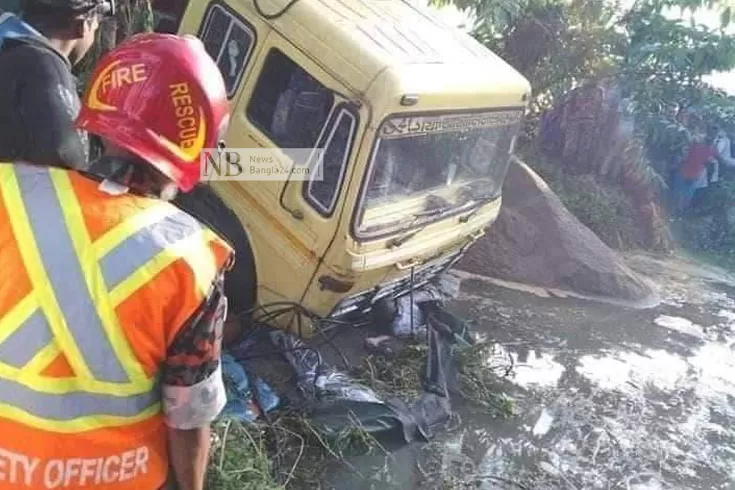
left=456, top=341, right=516, bottom=418
left=351, top=344, right=427, bottom=399
left=207, top=419, right=283, bottom=490
left=207, top=412, right=391, bottom=490
left=352, top=341, right=515, bottom=419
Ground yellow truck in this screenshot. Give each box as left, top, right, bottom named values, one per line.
left=149, top=0, right=531, bottom=338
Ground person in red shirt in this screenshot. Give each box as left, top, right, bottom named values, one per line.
left=674, top=124, right=723, bottom=213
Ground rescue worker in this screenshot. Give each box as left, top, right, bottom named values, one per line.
left=0, top=0, right=114, bottom=170
left=0, top=33, right=233, bottom=490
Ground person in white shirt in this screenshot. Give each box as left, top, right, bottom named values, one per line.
left=697, top=126, right=735, bottom=189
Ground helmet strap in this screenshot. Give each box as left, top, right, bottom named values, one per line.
left=89, top=155, right=177, bottom=201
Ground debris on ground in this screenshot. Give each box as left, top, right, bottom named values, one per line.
left=372, top=271, right=463, bottom=341
left=208, top=273, right=516, bottom=489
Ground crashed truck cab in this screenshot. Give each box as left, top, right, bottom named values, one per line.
left=150, top=0, right=531, bottom=337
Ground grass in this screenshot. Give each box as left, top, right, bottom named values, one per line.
left=351, top=341, right=515, bottom=419
left=207, top=420, right=283, bottom=490
left=207, top=412, right=392, bottom=490
left=667, top=180, right=735, bottom=274
left=670, top=214, right=735, bottom=274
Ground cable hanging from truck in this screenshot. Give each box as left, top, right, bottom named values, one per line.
left=253, top=0, right=302, bottom=19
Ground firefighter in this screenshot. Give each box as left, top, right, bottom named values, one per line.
left=0, top=0, right=114, bottom=170
left=0, top=33, right=233, bottom=490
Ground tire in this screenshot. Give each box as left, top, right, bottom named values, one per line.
left=174, top=184, right=257, bottom=346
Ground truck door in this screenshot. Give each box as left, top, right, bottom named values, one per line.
left=231, top=33, right=361, bottom=300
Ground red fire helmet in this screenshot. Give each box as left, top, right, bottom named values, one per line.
left=75, top=32, right=230, bottom=192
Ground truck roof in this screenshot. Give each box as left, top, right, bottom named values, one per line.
left=258, top=0, right=531, bottom=103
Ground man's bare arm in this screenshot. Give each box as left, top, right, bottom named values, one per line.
left=168, top=426, right=211, bottom=490
left=161, top=272, right=229, bottom=490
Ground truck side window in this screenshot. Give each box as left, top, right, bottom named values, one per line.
left=247, top=48, right=334, bottom=149
left=198, top=3, right=255, bottom=98
left=152, top=0, right=189, bottom=34
left=305, top=109, right=357, bottom=215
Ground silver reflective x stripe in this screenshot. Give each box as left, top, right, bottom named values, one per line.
left=15, top=166, right=130, bottom=383
left=0, top=166, right=202, bottom=399
left=100, top=209, right=202, bottom=291
left=0, top=376, right=157, bottom=420
left=0, top=311, right=51, bottom=368
left=13, top=168, right=130, bottom=383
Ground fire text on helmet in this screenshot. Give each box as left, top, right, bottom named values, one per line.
left=100, top=63, right=148, bottom=94
left=88, top=62, right=150, bottom=112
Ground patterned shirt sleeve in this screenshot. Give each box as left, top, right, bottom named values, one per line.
left=160, top=270, right=229, bottom=429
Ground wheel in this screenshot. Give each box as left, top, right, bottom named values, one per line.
left=173, top=184, right=257, bottom=347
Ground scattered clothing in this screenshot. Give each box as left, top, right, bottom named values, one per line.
left=373, top=273, right=463, bottom=340
left=219, top=354, right=280, bottom=423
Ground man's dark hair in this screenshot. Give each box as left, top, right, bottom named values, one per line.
left=20, top=0, right=106, bottom=33
left=22, top=7, right=78, bottom=32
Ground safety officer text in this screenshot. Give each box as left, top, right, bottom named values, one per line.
left=0, top=446, right=149, bottom=487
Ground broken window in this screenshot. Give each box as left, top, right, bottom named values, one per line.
left=199, top=3, right=255, bottom=98
left=246, top=48, right=334, bottom=149
left=305, top=108, right=357, bottom=215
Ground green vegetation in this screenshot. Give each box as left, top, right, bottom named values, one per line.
left=669, top=178, right=735, bottom=271
left=350, top=341, right=515, bottom=419
left=207, top=414, right=390, bottom=490
left=435, top=0, right=735, bottom=260
left=207, top=420, right=282, bottom=490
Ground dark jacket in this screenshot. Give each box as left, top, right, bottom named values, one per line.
left=0, top=34, right=89, bottom=169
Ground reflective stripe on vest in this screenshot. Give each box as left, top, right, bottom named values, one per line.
left=0, top=165, right=220, bottom=433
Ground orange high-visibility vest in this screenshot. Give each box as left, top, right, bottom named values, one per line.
left=0, top=163, right=233, bottom=490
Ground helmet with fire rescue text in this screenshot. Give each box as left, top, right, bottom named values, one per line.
left=75, top=32, right=230, bottom=192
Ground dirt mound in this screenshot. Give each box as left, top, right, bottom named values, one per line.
left=456, top=159, right=655, bottom=301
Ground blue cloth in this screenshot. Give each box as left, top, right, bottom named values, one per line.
left=673, top=173, right=698, bottom=211
left=219, top=354, right=280, bottom=423
left=0, top=13, right=42, bottom=49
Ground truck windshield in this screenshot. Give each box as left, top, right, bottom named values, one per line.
left=356, top=109, right=524, bottom=237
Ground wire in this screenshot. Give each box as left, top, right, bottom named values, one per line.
left=410, top=266, right=416, bottom=339
left=231, top=301, right=364, bottom=372
left=253, top=0, right=302, bottom=19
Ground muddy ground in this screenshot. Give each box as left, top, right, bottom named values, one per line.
left=317, top=252, right=735, bottom=490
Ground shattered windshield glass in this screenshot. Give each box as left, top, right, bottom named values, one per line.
left=356, top=109, right=523, bottom=236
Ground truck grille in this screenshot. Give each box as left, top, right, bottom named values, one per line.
left=328, top=248, right=464, bottom=318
